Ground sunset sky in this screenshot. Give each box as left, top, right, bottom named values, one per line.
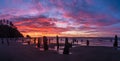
left=0, top=0, right=120, bottom=37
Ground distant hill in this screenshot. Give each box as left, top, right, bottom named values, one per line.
left=0, top=19, right=23, bottom=38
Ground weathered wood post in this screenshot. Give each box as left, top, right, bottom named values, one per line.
left=113, top=35, right=118, bottom=48
left=43, top=36, right=48, bottom=51
left=86, top=40, right=89, bottom=46
left=56, top=35, right=59, bottom=51
left=37, top=38, right=41, bottom=48
left=63, top=37, right=70, bottom=54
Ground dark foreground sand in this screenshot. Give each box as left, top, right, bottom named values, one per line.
left=0, top=41, right=120, bottom=61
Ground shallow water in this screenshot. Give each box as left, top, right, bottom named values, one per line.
left=1, top=37, right=120, bottom=54
left=16, top=37, right=120, bottom=54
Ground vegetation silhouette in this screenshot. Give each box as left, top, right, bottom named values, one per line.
left=0, top=19, right=23, bottom=38
left=26, top=35, right=31, bottom=38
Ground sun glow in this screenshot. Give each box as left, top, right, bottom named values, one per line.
left=22, top=32, right=60, bottom=37
left=22, top=32, right=42, bottom=37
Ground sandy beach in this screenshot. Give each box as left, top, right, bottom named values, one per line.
left=0, top=40, right=120, bottom=61
left=0, top=0, right=120, bottom=61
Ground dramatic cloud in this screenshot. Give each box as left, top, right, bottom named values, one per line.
left=0, top=0, right=120, bottom=37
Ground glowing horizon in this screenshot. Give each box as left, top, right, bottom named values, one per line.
left=0, top=0, right=120, bottom=37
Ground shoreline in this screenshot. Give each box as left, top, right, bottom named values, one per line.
left=0, top=41, right=120, bottom=61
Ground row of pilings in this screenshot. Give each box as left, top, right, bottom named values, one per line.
left=26, top=35, right=119, bottom=54
left=0, top=35, right=119, bottom=54
left=30, top=36, right=72, bottom=54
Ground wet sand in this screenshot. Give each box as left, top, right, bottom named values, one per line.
left=0, top=41, right=120, bottom=61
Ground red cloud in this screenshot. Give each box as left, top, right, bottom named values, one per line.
left=14, top=16, right=70, bottom=36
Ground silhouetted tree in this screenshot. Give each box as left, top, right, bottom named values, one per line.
left=113, top=35, right=118, bottom=48
left=10, top=21, right=14, bottom=26
left=0, top=20, right=2, bottom=25
left=0, top=19, right=23, bottom=38
left=26, top=35, right=31, bottom=38
left=43, top=36, right=48, bottom=51
left=63, top=37, right=70, bottom=55
left=1, top=20, right=3, bottom=25
left=6, top=20, right=9, bottom=25
left=56, top=35, right=59, bottom=51
left=0, top=20, right=23, bottom=38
